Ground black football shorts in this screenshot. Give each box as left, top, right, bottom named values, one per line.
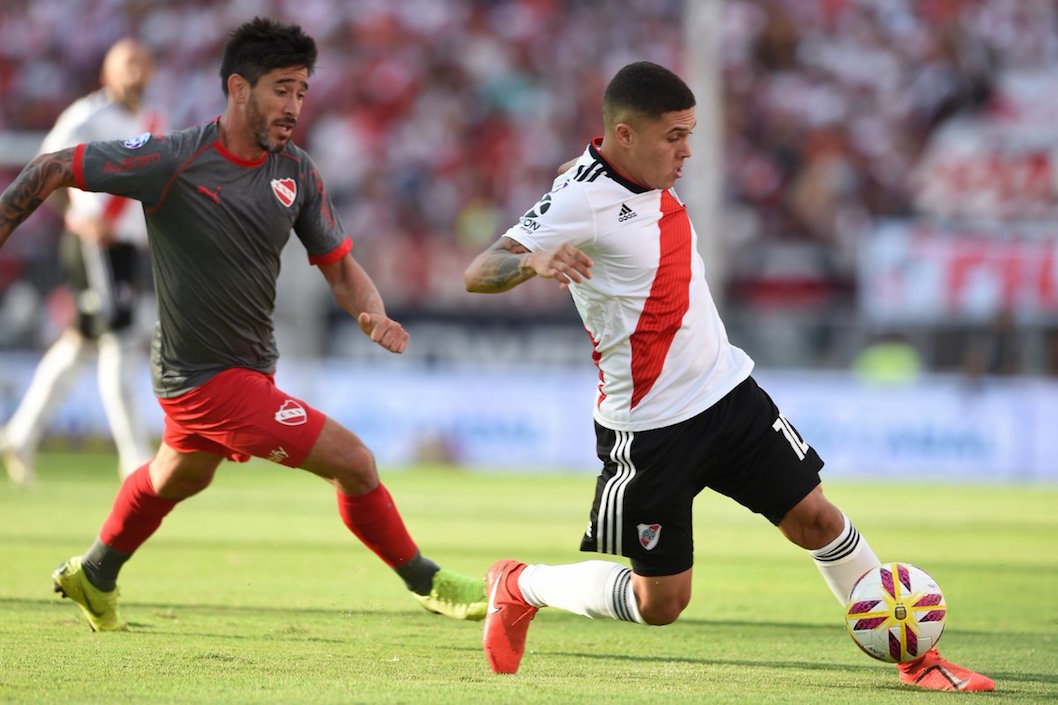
left=59, top=232, right=141, bottom=339
left=580, top=376, right=823, bottom=577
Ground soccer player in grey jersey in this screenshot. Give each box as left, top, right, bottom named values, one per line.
left=0, top=17, right=485, bottom=630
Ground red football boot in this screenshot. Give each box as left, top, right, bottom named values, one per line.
left=898, top=648, right=995, bottom=691
left=483, top=559, right=538, bottom=674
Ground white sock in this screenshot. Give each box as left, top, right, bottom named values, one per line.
left=810, top=513, right=880, bottom=604
left=518, top=560, right=644, bottom=624
left=97, top=332, right=152, bottom=477
left=4, top=333, right=88, bottom=453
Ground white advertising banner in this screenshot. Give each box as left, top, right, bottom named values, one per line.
left=757, top=370, right=1049, bottom=482
left=0, top=355, right=1054, bottom=481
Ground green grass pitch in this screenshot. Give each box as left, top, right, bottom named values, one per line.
left=1, top=451, right=1055, bottom=704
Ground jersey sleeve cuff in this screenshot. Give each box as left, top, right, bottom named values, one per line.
left=72, top=143, right=87, bottom=191
left=309, top=236, right=353, bottom=266
left=503, top=228, right=535, bottom=252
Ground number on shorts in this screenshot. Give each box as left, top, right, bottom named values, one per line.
left=772, top=414, right=809, bottom=460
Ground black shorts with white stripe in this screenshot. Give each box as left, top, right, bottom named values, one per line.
left=59, top=232, right=142, bottom=339
left=579, top=376, right=824, bottom=577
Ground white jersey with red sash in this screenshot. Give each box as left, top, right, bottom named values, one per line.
left=504, top=140, right=753, bottom=432
left=39, top=89, right=162, bottom=246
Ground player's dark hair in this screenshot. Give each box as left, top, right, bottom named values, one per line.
left=602, top=61, right=695, bottom=127
left=219, top=17, right=318, bottom=96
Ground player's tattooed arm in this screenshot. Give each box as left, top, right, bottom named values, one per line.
left=464, top=237, right=537, bottom=293
left=0, top=149, right=76, bottom=249
left=465, top=236, right=594, bottom=293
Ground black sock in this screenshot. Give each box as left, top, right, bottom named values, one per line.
left=81, top=538, right=131, bottom=592
left=394, top=552, right=440, bottom=595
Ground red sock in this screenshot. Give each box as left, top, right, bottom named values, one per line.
left=336, top=483, right=419, bottom=568
left=505, top=562, right=529, bottom=602
left=99, top=464, right=178, bottom=553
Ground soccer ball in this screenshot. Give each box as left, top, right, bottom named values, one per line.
left=845, top=562, right=946, bottom=663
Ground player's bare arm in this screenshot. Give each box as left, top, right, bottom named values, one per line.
left=66, top=215, right=116, bottom=246
left=319, top=253, right=408, bottom=354
left=556, top=157, right=578, bottom=175
left=464, top=236, right=593, bottom=294
left=0, top=149, right=76, bottom=248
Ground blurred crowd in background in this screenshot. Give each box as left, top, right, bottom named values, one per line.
left=2, top=0, right=1058, bottom=374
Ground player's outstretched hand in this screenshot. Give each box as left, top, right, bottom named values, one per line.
left=358, top=312, right=408, bottom=354
left=531, top=242, right=593, bottom=288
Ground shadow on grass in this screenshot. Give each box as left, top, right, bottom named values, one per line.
left=459, top=646, right=1055, bottom=697
left=2, top=595, right=401, bottom=619
left=5, top=595, right=1038, bottom=640
left=5, top=596, right=446, bottom=646
left=657, top=615, right=1013, bottom=640
left=10, top=596, right=1055, bottom=692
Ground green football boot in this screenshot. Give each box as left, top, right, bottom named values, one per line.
left=52, top=556, right=127, bottom=632
left=414, top=567, right=487, bottom=621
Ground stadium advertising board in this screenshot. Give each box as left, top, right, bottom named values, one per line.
left=1, top=356, right=1055, bottom=481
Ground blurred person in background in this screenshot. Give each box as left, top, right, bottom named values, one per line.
left=465, top=60, right=993, bottom=691
left=0, top=17, right=485, bottom=632
left=852, top=330, right=923, bottom=385
left=1, top=38, right=159, bottom=486
left=961, top=309, right=1023, bottom=384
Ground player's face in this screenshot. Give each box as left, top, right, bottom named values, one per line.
left=628, top=108, right=695, bottom=190
left=103, top=41, right=154, bottom=111
left=246, top=67, right=309, bottom=153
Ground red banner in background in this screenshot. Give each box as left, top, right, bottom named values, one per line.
left=861, top=220, right=1058, bottom=324
left=913, top=71, right=1058, bottom=221
left=914, top=124, right=1058, bottom=220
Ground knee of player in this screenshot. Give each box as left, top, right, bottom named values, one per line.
left=350, top=443, right=377, bottom=475
left=153, top=469, right=214, bottom=499
left=331, top=444, right=378, bottom=487
left=638, top=595, right=689, bottom=626
left=780, top=490, right=844, bottom=549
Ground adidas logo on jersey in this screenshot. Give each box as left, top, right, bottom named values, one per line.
left=618, top=203, right=637, bottom=222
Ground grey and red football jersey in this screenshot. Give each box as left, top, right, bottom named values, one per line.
left=40, top=89, right=162, bottom=246
left=73, top=120, right=350, bottom=396
left=504, top=139, right=754, bottom=432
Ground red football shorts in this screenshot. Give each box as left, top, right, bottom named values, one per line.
left=158, top=367, right=327, bottom=468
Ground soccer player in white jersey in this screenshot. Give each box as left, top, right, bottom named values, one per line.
left=464, top=61, right=993, bottom=691
left=2, top=39, right=158, bottom=485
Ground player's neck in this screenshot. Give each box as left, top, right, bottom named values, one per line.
left=103, top=88, right=139, bottom=115
left=597, top=137, right=649, bottom=190
left=217, top=112, right=266, bottom=162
